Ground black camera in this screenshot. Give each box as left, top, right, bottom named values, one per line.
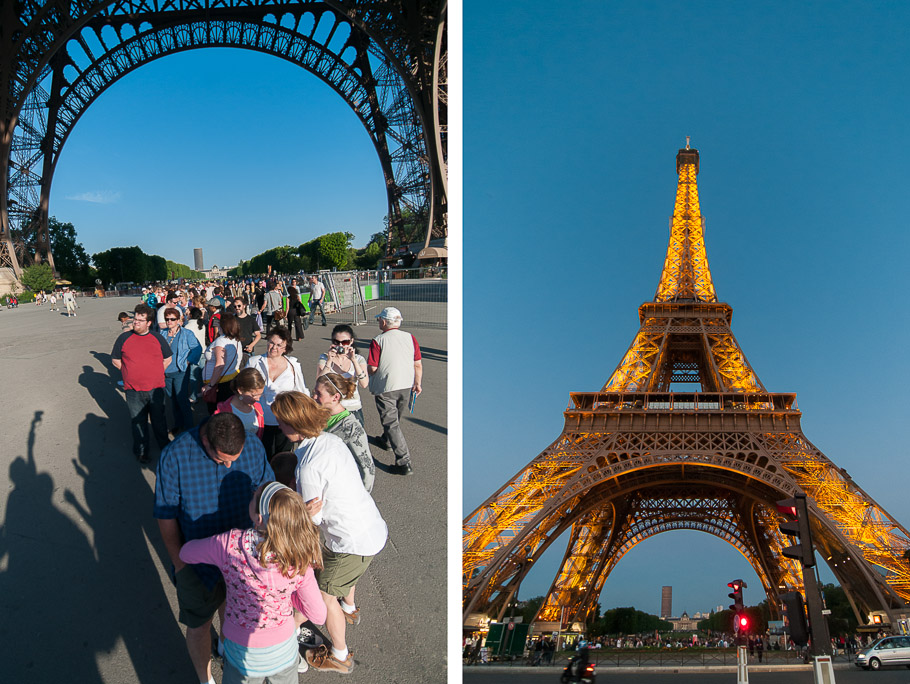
left=331, top=345, right=348, bottom=354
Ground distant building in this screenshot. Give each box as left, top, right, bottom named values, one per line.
left=661, top=586, right=672, bottom=618
left=200, top=264, right=231, bottom=278
left=194, top=248, right=204, bottom=271
left=667, top=611, right=698, bottom=632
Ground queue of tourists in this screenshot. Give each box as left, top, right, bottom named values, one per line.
left=110, top=277, right=423, bottom=681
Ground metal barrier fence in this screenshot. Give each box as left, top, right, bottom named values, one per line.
left=470, top=648, right=847, bottom=668
left=321, top=268, right=447, bottom=329
left=77, top=271, right=448, bottom=330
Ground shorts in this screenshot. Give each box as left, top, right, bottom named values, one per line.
left=221, top=654, right=300, bottom=684
left=316, top=546, right=374, bottom=597
left=175, top=565, right=226, bottom=628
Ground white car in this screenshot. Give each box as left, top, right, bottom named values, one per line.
left=855, top=636, right=910, bottom=670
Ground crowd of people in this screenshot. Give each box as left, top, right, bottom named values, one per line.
left=110, top=276, right=424, bottom=681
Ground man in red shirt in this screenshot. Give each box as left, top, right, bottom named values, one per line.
left=112, top=303, right=173, bottom=463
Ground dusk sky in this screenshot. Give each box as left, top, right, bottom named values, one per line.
left=52, top=48, right=388, bottom=269
left=464, top=1, right=910, bottom=616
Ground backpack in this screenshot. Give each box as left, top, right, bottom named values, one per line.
left=206, top=312, right=222, bottom=345
left=146, top=292, right=158, bottom=308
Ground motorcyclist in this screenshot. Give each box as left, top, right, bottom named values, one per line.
left=570, top=641, right=590, bottom=678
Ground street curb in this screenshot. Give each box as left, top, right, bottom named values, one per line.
left=463, top=663, right=856, bottom=674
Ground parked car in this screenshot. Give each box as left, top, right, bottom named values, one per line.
left=855, top=636, right=910, bottom=670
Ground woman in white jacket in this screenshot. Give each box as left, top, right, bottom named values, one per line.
left=246, top=326, right=309, bottom=459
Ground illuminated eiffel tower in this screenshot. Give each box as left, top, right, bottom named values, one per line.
left=463, top=142, right=910, bottom=631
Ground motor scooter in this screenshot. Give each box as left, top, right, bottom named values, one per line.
left=560, top=657, right=596, bottom=683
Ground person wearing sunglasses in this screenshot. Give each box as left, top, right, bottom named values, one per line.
left=315, top=324, right=368, bottom=426
left=160, top=306, right=202, bottom=435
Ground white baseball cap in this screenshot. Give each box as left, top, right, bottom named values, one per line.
left=376, top=306, right=403, bottom=322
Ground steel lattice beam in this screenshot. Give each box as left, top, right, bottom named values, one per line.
left=0, top=0, right=446, bottom=275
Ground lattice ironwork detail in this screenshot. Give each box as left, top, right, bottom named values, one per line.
left=464, top=145, right=910, bottom=629
left=1, top=0, right=446, bottom=274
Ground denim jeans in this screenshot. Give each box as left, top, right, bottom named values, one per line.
left=308, top=300, right=326, bottom=326
left=164, top=369, right=194, bottom=432
left=125, top=387, right=169, bottom=456
left=374, top=389, right=411, bottom=465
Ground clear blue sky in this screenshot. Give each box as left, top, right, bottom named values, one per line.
left=464, top=1, right=910, bottom=617
left=52, top=48, right=388, bottom=269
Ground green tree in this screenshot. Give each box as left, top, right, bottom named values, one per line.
left=299, top=232, right=353, bottom=271
left=93, top=246, right=150, bottom=285
left=517, top=596, right=546, bottom=625
left=595, top=607, right=672, bottom=635
left=820, top=584, right=858, bottom=635
left=354, top=241, right=382, bottom=269
left=47, top=217, right=93, bottom=286
left=20, top=263, right=56, bottom=292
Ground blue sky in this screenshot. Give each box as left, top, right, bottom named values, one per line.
left=52, top=48, right=388, bottom=269
left=464, top=1, right=910, bottom=617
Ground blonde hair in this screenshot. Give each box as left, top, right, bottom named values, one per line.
left=271, top=391, right=331, bottom=438
left=254, top=485, right=323, bottom=576
left=316, top=372, right=355, bottom=400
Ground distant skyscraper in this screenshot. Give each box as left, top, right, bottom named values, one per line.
left=194, top=248, right=204, bottom=271
left=661, top=586, right=672, bottom=618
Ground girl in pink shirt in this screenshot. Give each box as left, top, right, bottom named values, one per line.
left=180, top=482, right=326, bottom=683
left=215, top=368, right=266, bottom=439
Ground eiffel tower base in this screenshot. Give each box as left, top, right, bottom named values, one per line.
left=0, top=267, right=20, bottom=296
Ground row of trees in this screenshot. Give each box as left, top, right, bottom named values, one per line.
left=91, top=246, right=202, bottom=285
left=516, top=583, right=858, bottom=638
left=230, top=230, right=385, bottom=277
left=17, top=214, right=398, bottom=291
left=15, top=218, right=201, bottom=291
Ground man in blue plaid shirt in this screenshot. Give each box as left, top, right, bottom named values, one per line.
left=154, top=412, right=274, bottom=684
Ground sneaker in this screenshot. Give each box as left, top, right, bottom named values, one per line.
left=395, top=463, right=414, bottom=476
left=342, top=605, right=361, bottom=626
left=306, top=646, right=353, bottom=674
left=298, top=654, right=309, bottom=673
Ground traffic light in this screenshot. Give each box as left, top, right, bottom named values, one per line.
left=728, top=579, right=745, bottom=612
left=737, top=612, right=751, bottom=633
left=777, top=494, right=816, bottom=567
left=779, top=592, right=809, bottom=645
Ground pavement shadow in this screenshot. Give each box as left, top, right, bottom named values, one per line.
left=71, top=349, right=191, bottom=680
left=415, top=345, right=446, bottom=362
left=62, top=411, right=191, bottom=681
left=79, top=363, right=127, bottom=422
left=0, top=412, right=109, bottom=681
left=405, top=416, right=447, bottom=435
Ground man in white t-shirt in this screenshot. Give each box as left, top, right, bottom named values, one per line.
left=367, top=307, right=422, bottom=475
left=307, top=275, right=327, bottom=327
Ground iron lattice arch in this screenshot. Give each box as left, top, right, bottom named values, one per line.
left=463, top=145, right=910, bottom=631
left=0, top=0, right=446, bottom=274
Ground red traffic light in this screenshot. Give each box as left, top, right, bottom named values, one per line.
left=739, top=615, right=749, bottom=629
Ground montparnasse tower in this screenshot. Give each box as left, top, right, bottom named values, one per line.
left=463, top=142, right=910, bottom=632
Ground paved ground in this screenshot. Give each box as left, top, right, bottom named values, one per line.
left=464, top=666, right=897, bottom=683
left=0, top=296, right=446, bottom=683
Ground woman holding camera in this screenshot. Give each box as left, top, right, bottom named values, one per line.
left=315, top=324, right=368, bottom=426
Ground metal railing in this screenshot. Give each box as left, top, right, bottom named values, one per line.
left=319, top=268, right=446, bottom=329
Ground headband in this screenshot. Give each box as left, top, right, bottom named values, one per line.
left=258, top=482, right=291, bottom=524
left=320, top=374, right=342, bottom=397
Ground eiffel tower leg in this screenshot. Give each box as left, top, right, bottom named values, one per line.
left=537, top=507, right=616, bottom=626
left=0, top=127, right=22, bottom=282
